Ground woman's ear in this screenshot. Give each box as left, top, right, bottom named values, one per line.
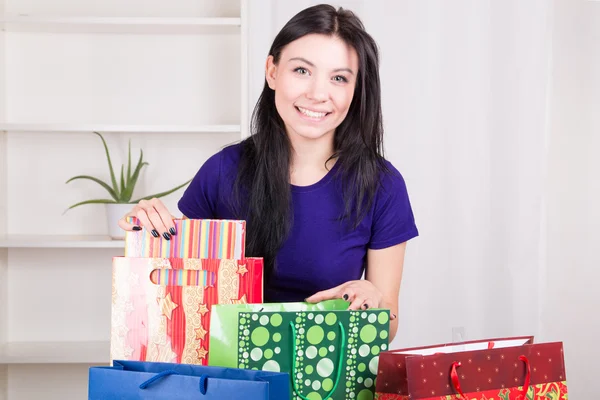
left=265, top=55, right=277, bottom=90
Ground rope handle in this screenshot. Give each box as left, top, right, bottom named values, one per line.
left=451, top=355, right=531, bottom=399
left=139, top=370, right=209, bottom=394
left=290, top=320, right=346, bottom=400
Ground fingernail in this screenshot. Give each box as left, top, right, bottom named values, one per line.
left=162, top=232, right=171, bottom=240
left=151, top=229, right=159, bottom=238
left=343, top=294, right=348, bottom=301
left=363, top=304, right=369, bottom=310
left=392, top=313, right=397, bottom=320
left=169, top=227, right=177, bottom=236
left=132, top=226, right=142, bottom=231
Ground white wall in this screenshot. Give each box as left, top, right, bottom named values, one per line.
left=540, top=0, right=600, bottom=397
left=248, top=1, right=596, bottom=397
left=248, top=0, right=551, bottom=342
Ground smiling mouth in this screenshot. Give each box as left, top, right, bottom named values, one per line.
left=295, top=106, right=332, bottom=120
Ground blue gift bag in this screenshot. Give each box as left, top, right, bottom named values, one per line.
left=89, top=360, right=290, bottom=399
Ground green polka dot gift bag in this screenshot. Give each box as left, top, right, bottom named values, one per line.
left=208, top=300, right=390, bottom=400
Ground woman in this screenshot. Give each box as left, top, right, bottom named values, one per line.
left=119, top=4, right=418, bottom=339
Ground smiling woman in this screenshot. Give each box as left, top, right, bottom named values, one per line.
left=118, top=4, right=418, bottom=341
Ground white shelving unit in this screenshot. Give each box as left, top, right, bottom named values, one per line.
left=0, top=235, right=124, bottom=248
left=0, top=15, right=242, bottom=26
left=0, top=0, right=249, bottom=398
left=0, top=341, right=110, bottom=364
left=0, top=123, right=241, bottom=133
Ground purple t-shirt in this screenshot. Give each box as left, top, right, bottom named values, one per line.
left=177, top=143, right=418, bottom=302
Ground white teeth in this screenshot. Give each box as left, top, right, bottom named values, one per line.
left=297, top=107, right=328, bottom=119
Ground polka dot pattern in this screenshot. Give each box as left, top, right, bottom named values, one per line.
left=237, top=309, right=390, bottom=400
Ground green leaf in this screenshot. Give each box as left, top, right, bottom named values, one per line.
left=63, top=198, right=117, bottom=214
left=127, top=139, right=132, bottom=182
left=131, top=179, right=192, bottom=203
left=93, top=131, right=119, bottom=194
left=545, top=389, right=560, bottom=400
left=120, top=150, right=148, bottom=202
left=65, top=175, right=119, bottom=201
left=120, top=165, right=126, bottom=200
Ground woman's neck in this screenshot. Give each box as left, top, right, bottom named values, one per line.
left=288, top=131, right=337, bottom=186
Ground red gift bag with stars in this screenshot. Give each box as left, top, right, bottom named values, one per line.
left=375, top=336, right=568, bottom=400
left=110, top=256, right=263, bottom=366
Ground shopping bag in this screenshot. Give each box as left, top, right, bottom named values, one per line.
left=88, top=359, right=290, bottom=399
left=111, top=256, right=263, bottom=366
left=209, top=300, right=391, bottom=400
left=375, top=336, right=568, bottom=399
left=125, top=217, right=246, bottom=259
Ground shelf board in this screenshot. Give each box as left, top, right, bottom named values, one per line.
left=0, top=124, right=241, bottom=134
left=0, top=341, right=110, bottom=364
left=0, top=235, right=124, bottom=249
left=0, top=15, right=241, bottom=27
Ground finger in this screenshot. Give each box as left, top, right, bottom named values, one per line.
left=149, top=198, right=177, bottom=236
left=390, top=312, right=397, bottom=320
left=305, top=283, right=348, bottom=303
left=341, top=286, right=357, bottom=303
left=134, top=203, right=159, bottom=237
left=143, top=204, right=170, bottom=240
left=117, top=208, right=142, bottom=231
left=305, top=288, right=339, bottom=303
left=347, top=295, right=368, bottom=311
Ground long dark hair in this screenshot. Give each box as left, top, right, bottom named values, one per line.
left=233, top=4, right=387, bottom=278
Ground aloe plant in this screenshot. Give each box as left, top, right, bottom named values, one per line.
left=65, top=131, right=191, bottom=210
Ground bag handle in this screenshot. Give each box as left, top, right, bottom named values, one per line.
left=451, top=355, right=531, bottom=399
left=139, top=370, right=210, bottom=394
left=290, top=321, right=346, bottom=400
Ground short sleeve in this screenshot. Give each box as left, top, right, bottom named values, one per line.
left=177, top=151, right=222, bottom=219
left=369, top=163, right=419, bottom=249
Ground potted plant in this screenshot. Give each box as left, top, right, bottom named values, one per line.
left=65, top=131, right=191, bottom=239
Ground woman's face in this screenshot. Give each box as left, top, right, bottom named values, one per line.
left=266, top=34, right=359, bottom=145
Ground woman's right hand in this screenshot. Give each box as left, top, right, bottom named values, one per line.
left=117, top=198, right=178, bottom=240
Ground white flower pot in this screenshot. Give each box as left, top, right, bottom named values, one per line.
left=106, top=203, right=135, bottom=239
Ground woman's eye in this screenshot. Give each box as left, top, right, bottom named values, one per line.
left=333, top=75, right=348, bottom=83
left=294, top=67, right=309, bottom=75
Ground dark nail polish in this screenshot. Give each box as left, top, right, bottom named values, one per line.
left=132, top=226, right=142, bottom=231
left=343, top=294, right=348, bottom=301
left=151, top=229, right=159, bottom=238
left=392, top=313, right=397, bottom=319
left=363, top=304, right=369, bottom=310
left=162, top=232, right=171, bottom=240
left=169, top=227, right=177, bottom=236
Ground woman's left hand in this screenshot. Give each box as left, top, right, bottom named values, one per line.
left=305, top=280, right=383, bottom=311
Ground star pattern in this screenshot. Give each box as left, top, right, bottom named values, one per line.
left=230, top=294, right=248, bottom=304
left=236, top=264, right=248, bottom=276
left=195, top=325, right=208, bottom=341
left=196, top=346, right=208, bottom=360
left=197, top=303, right=209, bottom=316
left=157, top=293, right=178, bottom=320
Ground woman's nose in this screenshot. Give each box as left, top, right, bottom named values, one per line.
left=306, top=79, right=328, bottom=102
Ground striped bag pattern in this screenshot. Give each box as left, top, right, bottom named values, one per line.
left=125, top=218, right=246, bottom=259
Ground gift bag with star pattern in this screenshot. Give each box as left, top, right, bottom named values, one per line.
left=208, top=300, right=390, bottom=400
left=110, top=256, right=263, bottom=366
left=375, top=336, right=568, bottom=400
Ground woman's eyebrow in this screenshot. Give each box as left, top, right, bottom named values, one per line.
left=288, top=57, right=355, bottom=75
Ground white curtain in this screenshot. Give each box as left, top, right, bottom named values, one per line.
left=248, top=1, right=599, bottom=397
